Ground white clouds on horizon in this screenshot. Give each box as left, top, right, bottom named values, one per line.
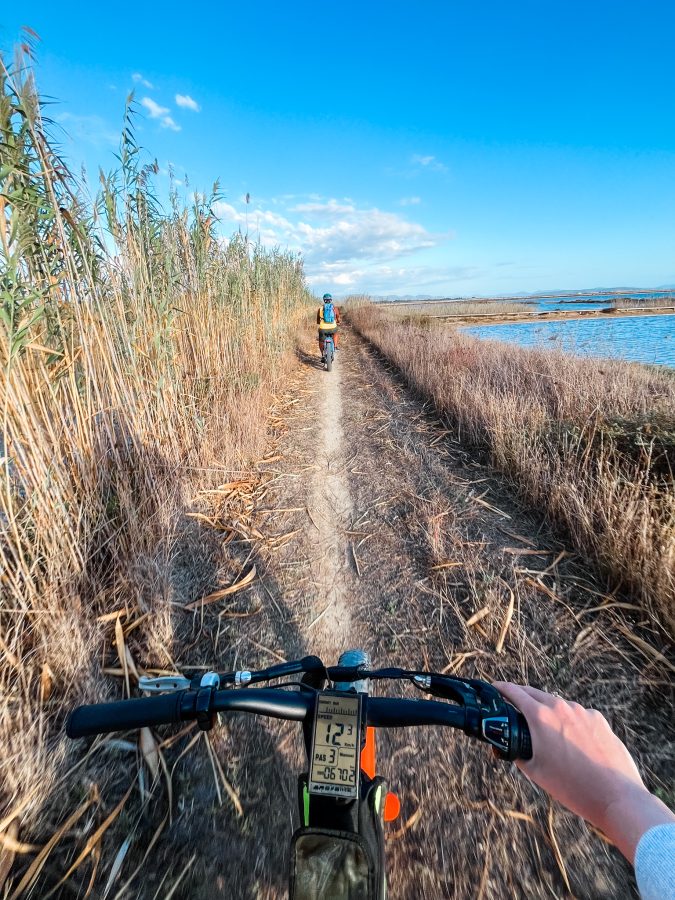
left=212, top=194, right=454, bottom=293
left=305, top=262, right=481, bottom=292
left=175, top=93, right=201, bottom=112
left=140, top=97, right=181, bottom=131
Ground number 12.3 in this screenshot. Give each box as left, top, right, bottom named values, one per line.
left=325, top=722, right=354, bottom=746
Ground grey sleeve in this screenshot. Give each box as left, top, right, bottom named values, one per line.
left=635, top=823, right=675, bottom=900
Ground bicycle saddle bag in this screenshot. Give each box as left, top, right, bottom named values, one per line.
left=289, top=775, right=387, bottom=900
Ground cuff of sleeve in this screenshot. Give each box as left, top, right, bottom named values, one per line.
left=634, top=823, right=675, bottom=900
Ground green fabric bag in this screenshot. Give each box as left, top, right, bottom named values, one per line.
left=290, top=828, right=375, bottom=899
left=289, top=774, right=387, bottom=899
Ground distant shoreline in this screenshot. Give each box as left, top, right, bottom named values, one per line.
left=487, top=290, right=675, bottom=303
left=379, top=290, right=675, bottom=307
left=430, top=306, right=675, bottom=327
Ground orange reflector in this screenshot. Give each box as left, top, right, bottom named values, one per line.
left=384, top=792, right=400, bottom=822
left=361, top=726, right=376, bottom=778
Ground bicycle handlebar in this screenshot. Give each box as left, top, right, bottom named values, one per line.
left=66, top=688, right=310, bottom=738
left=66, top=689, right=531, bottom=760
left=367, top=697, right=465, bottom=729
left=66, top=692, right=185, bottom=736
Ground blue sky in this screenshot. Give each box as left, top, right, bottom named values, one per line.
left=3, top=1, right=675, bottom=297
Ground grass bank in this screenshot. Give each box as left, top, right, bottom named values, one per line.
left=0, top=47, right=311, bottom=889
left=348, top=303, right=675, bottom=635
left=376, top=298, right=532, bottom=322
left=613, top=296, right=675, bottom=310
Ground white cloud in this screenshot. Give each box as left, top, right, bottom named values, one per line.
left=132, top=72, right=154, bottom=89
left=399, top=196, right=421, bottom=206
left=296, top=206, right=439, bottom=262
left=141, top=97, right=169, bottom=118
left=290, top=199, right=355, bottom=215
left=141, top=97, right=181, bottom=131
left=175, top=93, right=201, bottom=112
left=411, top=154, right=448, bottom=173
left=141, top=97, right=169, bottom=119
left=161, top=116, right=181, bottom=132
left=213, top=201, right=296, bottom=247
left=212, top=194, right=453, bottom=293
left=305, top=263, right=481, bottom=294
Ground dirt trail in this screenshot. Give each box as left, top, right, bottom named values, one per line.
left=115, top=327, right=671, bottom=899
left=305, top=359, right=354, bottom=650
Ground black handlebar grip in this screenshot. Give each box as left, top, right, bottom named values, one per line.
left=516, top=712, right=533, bottom=761
left=66, top=692, right=185, bottom=738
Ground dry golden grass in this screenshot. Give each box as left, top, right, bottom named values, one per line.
left=612, top=296, right=675, bottom=309
left=348, top=303, right=675, bottom=634
left=341, top=342, right=673, bottom=898
left=375, top=299, right=532, bottom=320
left=0, top=46, right=312, bottom=882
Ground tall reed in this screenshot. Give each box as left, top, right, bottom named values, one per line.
left=0, top=45, right=312, bottom=845
left=612, top=296, right=675, bottom=309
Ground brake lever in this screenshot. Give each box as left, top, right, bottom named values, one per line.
left=138, top=675, right=191, bottom=694
left=413, top=674, right=479, bottom=706
left=139, top=672, right=221, bottom=694
left=139, top=655, right=328, bottom=696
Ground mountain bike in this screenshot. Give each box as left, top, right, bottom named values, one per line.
left=321, top=333, right=335, bottom=371
left=67, top=649, right=532, bottom=899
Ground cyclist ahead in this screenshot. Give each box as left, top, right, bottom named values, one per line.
left=317, top=292, right=341, bottom=359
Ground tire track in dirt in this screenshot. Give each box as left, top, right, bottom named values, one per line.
left=304, top=358, right=354, bottom=652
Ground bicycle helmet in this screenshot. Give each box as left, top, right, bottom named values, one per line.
left=322, top=293, right=332, bottom=301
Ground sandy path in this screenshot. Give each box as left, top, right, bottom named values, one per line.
left=304, top=359, right=354, bottom=652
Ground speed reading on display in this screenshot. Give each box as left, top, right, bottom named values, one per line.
left=308, top=692, right=362, bottom=799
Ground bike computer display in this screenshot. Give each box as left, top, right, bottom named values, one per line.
left=308, top=691, right=362, bottom=799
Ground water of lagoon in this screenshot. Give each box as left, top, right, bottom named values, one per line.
left=466, top=314, right=675, bottom=368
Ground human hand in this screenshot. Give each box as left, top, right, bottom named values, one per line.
left=495, top=682, right=675, bottom=862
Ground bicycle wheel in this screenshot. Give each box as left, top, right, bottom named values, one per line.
left=325, top=342, right=333, bottom=372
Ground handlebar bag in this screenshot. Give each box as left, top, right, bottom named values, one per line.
left=289, top=829, right=375, bottom=899
left=289, top=775, right=387, bottom=900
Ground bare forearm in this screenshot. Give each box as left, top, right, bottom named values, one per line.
left=603, top=786, right=675, bottom=864
left=494, top=683, right=675, bottom=867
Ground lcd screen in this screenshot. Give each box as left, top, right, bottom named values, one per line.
left=308, top=692, right=361, bottom=799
